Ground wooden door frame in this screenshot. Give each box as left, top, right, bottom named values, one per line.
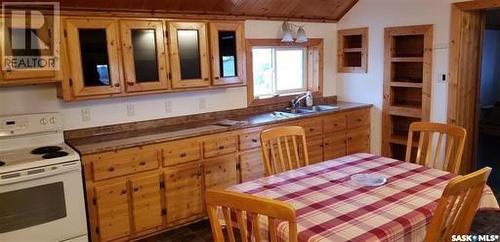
left=448, top=0, right=500, bottom=174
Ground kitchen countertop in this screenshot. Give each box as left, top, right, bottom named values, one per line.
left=67, top=102, right=372, bottom=155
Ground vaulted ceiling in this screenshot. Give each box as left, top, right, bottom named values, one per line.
left=56, top=0, right=358, bottom=22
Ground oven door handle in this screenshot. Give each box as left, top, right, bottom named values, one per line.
left=0, top=161, right=81, bottom=185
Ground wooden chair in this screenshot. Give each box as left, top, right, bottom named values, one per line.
left=206, top=189, right=298, bottom=242
left=405, top=122, right=467, bottom=174
left=425, top=167, right=492, bottom=242
left=260, top=126, right=309, bottom=176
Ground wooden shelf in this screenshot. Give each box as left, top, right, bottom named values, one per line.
left=389, top=105, right=422, bottom=118
left=390, top=82, right=423, bottom=88
left=391, top=57, right=424, bottom=62
left=343, top=48, right=363, bottom=53
left=389, top=135, right=418, bottom=147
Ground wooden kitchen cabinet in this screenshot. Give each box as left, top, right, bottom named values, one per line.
left=64, top=18, right=122, bottom=97
left=93, top=180, right=131, bottom=242
left=347, top=126, right=370, bottom=154
left=209, top=21, right=245, bottom=86
left=129, top=173, right=163, bottom=233
left=164, top=162, right=204, bottom=223
left=204, top=154, right=238, bottom=189
left=307, top=135, right=324, bottom=164
left=168, top=21, right=210, bottom=89
left=240, top=148, right=265, bottom=182
left=203, top=135, right=238, bottom=158
left=323, top=132, right=347, bottom=160
left=120, top=20, right=169, bottom=92
left=162, top=139, right=201, bottom=167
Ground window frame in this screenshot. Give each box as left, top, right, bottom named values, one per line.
left=246, top=38, right=324, bottom=107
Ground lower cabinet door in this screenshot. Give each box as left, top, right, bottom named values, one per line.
left=240, top=148, right=265, bottom=182
left=164, top=163, right=204, bottom=223
left=323, top=132, right=347, bottom=160
left=129, top=173, right=163, bottom=233
left=306, top=135, right=324, bottom=164
left=94, top=180, right=131, bottom=242
left=204, top=154, right=238, bottom=189
left=347, top=127, right=370, bottom=154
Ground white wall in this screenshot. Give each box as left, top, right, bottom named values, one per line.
left=336, top=0, right=466, bottom=154
left=0, top=20, right=337, bottom=130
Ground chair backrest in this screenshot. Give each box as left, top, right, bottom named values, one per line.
left=405, top=122, right=467, bottom=174
left=425, top=167, right=492, bottom=242
left=206, top=189, right=298, bottom=242
left=260, top=126, right=309, bottom=176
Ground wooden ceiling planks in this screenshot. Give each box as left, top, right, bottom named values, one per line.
left=53, top=0, right=359, bottom=22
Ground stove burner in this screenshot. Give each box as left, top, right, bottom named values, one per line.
left=31, top=146, right=62, bottom=155
left=0, top=160, right=4, bottom=167
left=42, top=151, right=69, bottom=159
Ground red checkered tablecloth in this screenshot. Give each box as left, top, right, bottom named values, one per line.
left=227, top=153, right=499, bottom=242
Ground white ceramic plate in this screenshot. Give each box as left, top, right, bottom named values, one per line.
left=351, top=173, right=387, bottom=187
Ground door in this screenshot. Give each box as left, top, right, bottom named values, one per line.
left=0, top=14, right=57, bottom=81
left=120, top=20, right=169, bottom=92
left=168, top=21, right=210, bottom=88
left=164, top=162, right=203, bottom=223
left=347, top=127, right=370, bottom=154
left=94, top=179, right=131, bottom=242
left=64, top=18, right=122, bottom=97
left=324, top=132, right=347, bottom=160
left=209, top=21, right=245, bottom=85
left=204, top=154, right=238, bottom=189
left=129, top=173, right=163, bottom=233
left=240, top=148, right=265, bottom=182
left=307, top=135, right=324, bottom=164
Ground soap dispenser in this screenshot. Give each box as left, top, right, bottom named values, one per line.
left=306, top=90, right=313, bottom=107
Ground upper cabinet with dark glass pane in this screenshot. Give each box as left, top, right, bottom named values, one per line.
left=209, top=21, right=245, bottom=86
left=64, top=18, right=122, bottom=97
left=120, top=20, right=169, bottom=92
left=168, top=21, right=210, bottom=89
left=0, top=14, right=60, bottom=84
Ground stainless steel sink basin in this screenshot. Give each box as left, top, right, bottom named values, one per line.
left=270, top=111, right=301, bottom=118
left=298, top=105, right=339, bottom=112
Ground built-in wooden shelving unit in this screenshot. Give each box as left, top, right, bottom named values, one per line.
left=337, top=27, right=368, bottom=73
left=382, top=25, right=433, bottom=160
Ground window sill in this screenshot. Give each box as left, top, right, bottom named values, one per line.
left=249, top=91, right=322, bottom=107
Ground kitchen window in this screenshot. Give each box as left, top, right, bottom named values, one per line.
left=246, top=39, right=323, bottom=106
left=252, top=47, right=307, bottom=98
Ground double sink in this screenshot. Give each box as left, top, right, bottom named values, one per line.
left=271, top=105, right=339, bottom=118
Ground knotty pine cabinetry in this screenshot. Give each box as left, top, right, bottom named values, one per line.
left=59, top=16, right=246, bottom=101
left=82, top=108, right=370, bottom=241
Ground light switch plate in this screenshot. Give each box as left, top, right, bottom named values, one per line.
left=127, top=104, right=135, bottom=116
left=81, top=108, right=91, bottom=122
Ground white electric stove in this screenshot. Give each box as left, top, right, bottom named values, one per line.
left=0, top=113, right=88, bottom=242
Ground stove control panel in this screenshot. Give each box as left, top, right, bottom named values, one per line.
left=0, top=113, right=63, bottom=137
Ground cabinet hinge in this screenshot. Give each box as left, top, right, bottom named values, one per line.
left=63, top=30, right=67, bottom=38
left=69, top=78, right=73, bottom=87
left=161, top=208, right=167, bottom=216
left=236, top=163, right=241, bottom=170
left=95, top=227, right=100, bottom=234
left=160, top=180, right=165, bottom=189
left=92, top=197, right=96, bottom=205
left=167, top=72, right=172, bottom=80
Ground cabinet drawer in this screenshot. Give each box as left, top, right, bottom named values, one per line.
left=203, top=135, right=238, bottom=158
left=323, top=114, right=347, bottom=133
left=347, top=109, right=370, bottom=129
left=239, top=129, right=262, bottom=151
left=299, top=118, right=323, bottom=137
left=87, top=147, right=160, bottom=181
left=162, top=139, right=201, bottom=166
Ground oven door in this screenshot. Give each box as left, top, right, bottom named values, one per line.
left=0, top=161, right=88, bottom=242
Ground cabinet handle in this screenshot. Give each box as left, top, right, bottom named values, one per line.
left=334, top=124, right=338, bottom=127
left=114, top=83, right=120, bottom=87
left=218, top=145, right=225, bottom=150
left=139, top=161, right=146, bottom=166
left=357, top=118, right=362, bottom=122
left=127, top=81, right=135, bottom=86
left=204, top=78, right=209, bottom=81
left=133, top=187, right=139, bottom=192
left=120, top=189, right=127, bottom=195
left=180, top=153, right=187, bottom=158
left=251, top=139, right=258, bottom=143
left=108, top=167, right=115, bottom=172
left=214, top=76, right=220, bottom=80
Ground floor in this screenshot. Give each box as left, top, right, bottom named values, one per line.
left=477, top=133, right=500, bottom=192
left=143, top=193, right=500, bottom=241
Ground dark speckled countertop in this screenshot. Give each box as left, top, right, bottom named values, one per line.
left=67, top=101, right=371, bottom=155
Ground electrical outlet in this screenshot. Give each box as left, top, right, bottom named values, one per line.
left=81, top=108, right=91, bottom=122
left=127, top=104, right=135, bottom=117
left=165, top=101, right=172, bottom=113
left=199, top=98, right=207, bottom=110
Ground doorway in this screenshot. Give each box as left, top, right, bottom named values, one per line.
left=477, top=9, right=500, bottom=191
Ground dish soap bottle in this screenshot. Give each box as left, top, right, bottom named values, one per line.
left=306, top=90, right=313, bottom=107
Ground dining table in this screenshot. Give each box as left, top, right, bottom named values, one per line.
left=226, top=153, right=499, bottom=242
